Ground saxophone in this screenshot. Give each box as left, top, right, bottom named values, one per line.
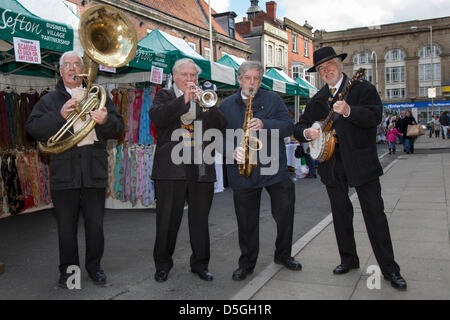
left=238, top=88, right=262, bottom=177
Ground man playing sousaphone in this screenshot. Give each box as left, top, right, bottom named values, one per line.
left=294, top=46, right=407, bottom=290
left=26, top=51, right=124, bottom=289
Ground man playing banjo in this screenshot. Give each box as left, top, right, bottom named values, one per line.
left=293, top=46, right=407, bottom=290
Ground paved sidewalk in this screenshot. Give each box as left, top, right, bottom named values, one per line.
left=235, top=135, right=450, bottom=300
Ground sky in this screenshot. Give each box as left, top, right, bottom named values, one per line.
left=210, top=0, right=450, bottom=31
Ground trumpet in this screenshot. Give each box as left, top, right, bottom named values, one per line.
left=190, top=85, right=218, bottom=109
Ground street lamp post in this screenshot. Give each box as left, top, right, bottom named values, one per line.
left=208, top=0, right=213, bottom=62
left=371, top=50, right=379, bottom=93
left=430, top=25, right=434, bottom=117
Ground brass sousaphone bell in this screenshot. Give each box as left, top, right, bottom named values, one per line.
left=38, top=5, right=137, bottom=154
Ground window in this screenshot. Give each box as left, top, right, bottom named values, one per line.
left=385, top=49, right=405, bottom=62
left=305, top=73, right=315, bottom=87
left=419, top=45, right=440, bottom=59
left=229, top=16, right=235, bottom=39
left=353, top=53, right=371, bottom=64
left=292, top=35, right=297, bottom=53
left=386, top=88, right=406, bottom=99
left=292, top=65, right=304, bottom=79
left=204, top=48, right=211, bottom=61
left=188, top=42, right=197, bottom=52
left=419, top=63, right=441, bottom=81
left=418, top=44, right=441, bottom=97
left=304, top=39, right=309, bottom=57
left=419, top=86, right=442, bottom=97
left=267, top=44, right=273, bottom=65
left=292, top=64, right=315, bottom=87
left=385, top=66, right=405, bottom=84
left=277, top=48, right=283, bottom=66
left=353, top=53, right=374, bottom=85
left=364, top=68, right=373, bottom=84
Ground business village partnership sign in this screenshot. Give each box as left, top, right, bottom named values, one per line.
left=0, top=5, right=73, bottom=53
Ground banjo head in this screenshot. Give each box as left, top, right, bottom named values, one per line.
left=309, top=121, right=324, bottom=159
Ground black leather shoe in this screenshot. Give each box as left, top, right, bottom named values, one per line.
left=154, top=270, right=169, bottom=282
left=333, top=263, right=359, bottom=275
left=89, top=270, right=107, bottom=285
left=384, top=272, right=407, bottom=290
left=58, top=273, right=70, bottom=289
left=275, top=257, right=302, bottom=271
left=191, top=269, right=213, bottom=281
left=306, top=174, right=317, bottom=179
left=232, top=267, right=254, bottom=281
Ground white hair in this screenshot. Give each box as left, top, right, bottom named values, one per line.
left=172, top=58, right=201, bottom=75
left=237, top=61, right=264, bottom=80
left=59, top=51, right=83, bottom=67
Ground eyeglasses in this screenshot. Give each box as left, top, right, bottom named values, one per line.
left=62, top=62, right=82, bottom=69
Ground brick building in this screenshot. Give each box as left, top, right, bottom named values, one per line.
left=236, top=1, right=289, bottom=74
left=63, top=0, right=252, bottom=62
left=236, top=1, right=314, bottom=83
left=313, top=16, right=450, bottom=118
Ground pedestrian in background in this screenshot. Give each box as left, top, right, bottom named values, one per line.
left=396, top=111, right=406, bottom=149
left=439, top=111, right=449, bottom=139
left=428, top=114, right=440, bottom=138
left=403, top=110, right=417, bottom=154
left=386, top=123, right=403, bottom=154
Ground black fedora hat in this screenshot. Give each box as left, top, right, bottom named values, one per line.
left=307, top=46, right=347, bottom=72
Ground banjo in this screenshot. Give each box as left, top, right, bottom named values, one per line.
left=309, top=68, right=365, bottom=163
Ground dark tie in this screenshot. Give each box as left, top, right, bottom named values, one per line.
left=328, top=88, right=336, bottom=107
left=328, top=88, right=336, bottom=102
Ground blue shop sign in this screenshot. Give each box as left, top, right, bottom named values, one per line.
left=384, top=100, right=450, bottom=109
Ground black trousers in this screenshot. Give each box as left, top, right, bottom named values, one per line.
left=51, top=188, right=106, bottom=275
left=153, top=180, right=214, bottom=272
left=325, top=156, right=400, bottom=275
left=233, top=178, right=295, bottom=270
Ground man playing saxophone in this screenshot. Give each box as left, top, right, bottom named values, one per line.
left=220, top=61, right=302, bottom=281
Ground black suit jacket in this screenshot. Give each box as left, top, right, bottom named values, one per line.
left=149, top=88, right=226, bottom=182
left=26, top=80, right=124, bottom=190
left=294, top=74, right=383, bottom=187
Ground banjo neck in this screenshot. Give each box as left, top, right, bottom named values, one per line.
left=320, top=68, right=366, bottom=132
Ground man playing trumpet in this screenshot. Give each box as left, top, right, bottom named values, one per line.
left=149, top=58, right=226, bottom=282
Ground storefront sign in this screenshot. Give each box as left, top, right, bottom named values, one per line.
left=13, top=37, right=40, bottom=64
left=384, top=100, right=450, bottom=109
left=150, top=66, right=163, bottom=84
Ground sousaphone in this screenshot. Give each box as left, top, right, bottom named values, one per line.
left=38, top=5, right=137, bottom=154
